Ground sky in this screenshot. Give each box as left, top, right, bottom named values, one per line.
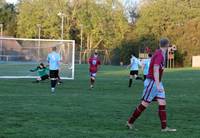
left=6, top=0, right=18, bottom=4
left=6, top=0, right=140, bottom=5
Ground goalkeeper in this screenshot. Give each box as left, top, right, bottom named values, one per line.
left=30, top=63, right=49, bottom=82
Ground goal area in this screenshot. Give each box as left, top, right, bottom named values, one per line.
left=0, top=38, right=75, bottom=80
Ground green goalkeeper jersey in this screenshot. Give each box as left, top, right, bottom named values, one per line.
left=31, top=67, right=49, bottom=77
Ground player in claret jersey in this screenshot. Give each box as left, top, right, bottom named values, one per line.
left=88, top=52, right=101, bottom=88
left=126, top=38, right=176, bottom=132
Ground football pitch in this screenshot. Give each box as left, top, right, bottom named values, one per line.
left=0, top=65, right=200, bottom=138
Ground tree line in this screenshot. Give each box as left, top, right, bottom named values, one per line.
left=134, top=0, right=200, bottom=66
left=1, top=0, right=200, bottom=66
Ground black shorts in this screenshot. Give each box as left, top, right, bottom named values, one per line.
left=130, top=70, right=138, bottom=76
left=143, top=75, right=147, bottom=80
left=41, top=74, right=49, bottom=80
left=50, top=70, right=59, bottom=78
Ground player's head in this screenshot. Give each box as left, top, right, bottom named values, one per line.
left=131, top=53, right=136, bottom=58
left=159, top=38, right=170, bottom=50
left=52, top=47, right=57, bottom=52
left=148, top=53, right=152, bottom=58
left=94, top=52, right=98, bottom=58
left=39, top=63, right=45, bottom=68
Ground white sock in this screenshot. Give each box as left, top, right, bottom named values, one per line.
left=51, top=88, right=55, bottom=92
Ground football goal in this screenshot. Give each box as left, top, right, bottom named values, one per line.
left=0, top=37, right=75, bottom=80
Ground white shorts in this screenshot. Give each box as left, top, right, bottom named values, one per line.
left=142, top=79, right=165, bottom=103
left=90, top=73, right=96, bottom=78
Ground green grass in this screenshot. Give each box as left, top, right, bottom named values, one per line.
left=0, top=63, right=72, bottom=77
left=0, top=65, right=200, bottom=138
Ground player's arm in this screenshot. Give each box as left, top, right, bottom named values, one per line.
left=58, top=60, right=61, bottom=66
left=47, top=55, right=50, bottom=66
left=30, top=67, right=38, bottom=72
left=57, top=54, right=61, bottom=66
left=141, top=64, right=145, bottom=71
left=88, top=58, right=91, bottom=67
left=45, top=67, right=49, bottom=71
left=153, top=65, right=164, bottom=92
left=97, top=60, right=101, bottom=71
left=127, top=60, right=132, bottom=69
left=88, top=58, right=91, bottom=64
left=97, top=65, right=101, bottom=71
left=141, top=60, right=145, bottom=70
left=138, top=59, right=142, bottom=68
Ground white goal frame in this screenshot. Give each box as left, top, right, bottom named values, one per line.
left=0, top=37, right=75, bottom=80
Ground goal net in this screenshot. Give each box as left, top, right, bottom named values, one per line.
left=0, top=38, right=75, bottom=80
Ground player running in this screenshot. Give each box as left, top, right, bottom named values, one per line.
left=142, top=53, right=152, bottom=81
left=127, top=54, right=143, bottom=87
left=30, top=63, right=49, bottom=83
left=88, top=52, right=101, bottom=88
left=47, top=47, right=61, bottom=94
left=126, top=38, right=176, bottom=132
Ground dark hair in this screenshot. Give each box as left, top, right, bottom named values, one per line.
left=40, top=63, right=44, bottom=67
left=52, top=47, right=57, bottom=51
left=148, top=53, right=152, bottom=58
left=38, top=63, right=45, bottom=69
left=94, top=52, right=98, bottom=56
left=131, top=53, right=136, bottom=57
left=159, top=38, right=169, bottom=47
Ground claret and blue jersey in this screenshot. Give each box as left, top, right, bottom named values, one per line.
left=89, top=57, right=101, bottom=74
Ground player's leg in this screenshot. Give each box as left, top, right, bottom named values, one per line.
left=128, top=71, right=133, bottom=87
left=156, top=83, right=176, bottom=132
left=90, top=73, right=96, bottom=88
left=134, top=71, right=143, bottom=81
left=55, top=70, right=59, bottom=85
left=50, top=70, right=57, bottom=93
left=33, top=77, right=41, bottom=83
left=127, top=100, right=149, bottom=129
left=157, top=99, right=176, bottom=132
left=157, top=99, right=167, bottom=130
left=127, top=79, right=155, bottom=129
left=57, top=70, right=63, bottom=84
left=41, top=74, right=49, bottom=81
left=143, top=75, right=146, bottom=81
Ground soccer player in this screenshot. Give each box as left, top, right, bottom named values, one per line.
left=127, top=54, right=143, bottom=87
left=126, top=38, right=176, bottom=132
left=142, top=53, right=152, bottom=81
left=30, top=63, right=49, bottom=83
left=88, top=52, right=101, bottom=88
left=47, top=47, right=61, bottom=93
left=57, top=70, right=63, bottom=85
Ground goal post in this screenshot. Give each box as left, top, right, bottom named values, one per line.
left=0, top=37, right=75, bottom=80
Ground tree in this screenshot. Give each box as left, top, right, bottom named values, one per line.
left=17, top=0, right=129, bottom=50
left=134, top=0, right=200, bottom=66
left=0, top=1, right=17, bottom=36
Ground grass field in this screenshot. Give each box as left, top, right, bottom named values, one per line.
left=0, top=65, right=200, bottom=138
left=0, top=62, right=72, bottom=78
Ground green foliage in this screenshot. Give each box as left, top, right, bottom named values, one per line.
left=0, top=0, right=6, bottom=8
left=134, top=0, right=200, bottom=66
left=0, top=2, right=17, bottom=36
left=2, top=0, right=200, bottom=66
left=17, top=0, right=62, bottom=38
left=16, top=0, right=129, bottom=51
